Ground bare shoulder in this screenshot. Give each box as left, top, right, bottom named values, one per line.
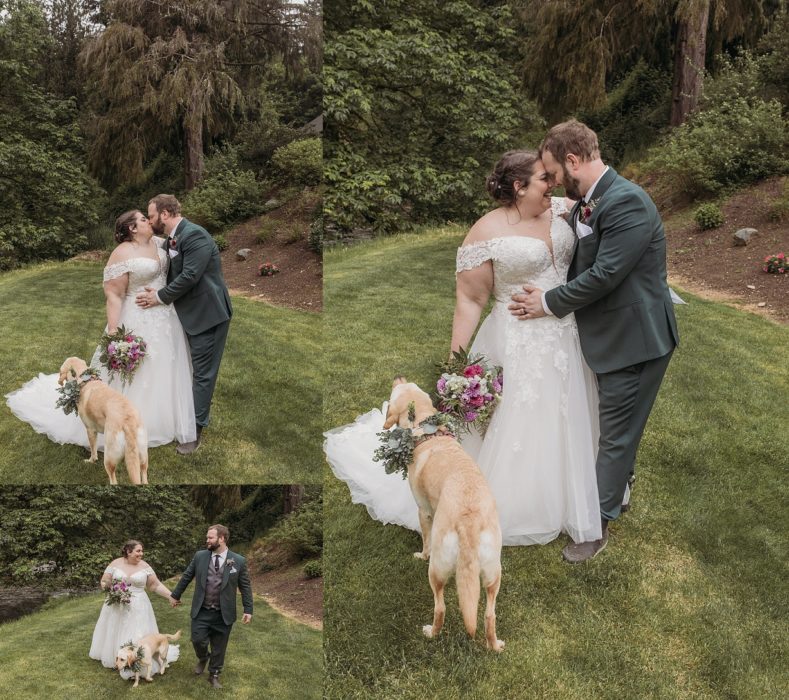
left=462, top=208, right=507, bottom=246
left=106, top=242, right=134, bottom=267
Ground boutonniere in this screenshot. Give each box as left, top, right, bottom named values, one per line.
left=226, top=558, right=237, bottom=573
left=168, top=236, right=178, bottom=249
left=580, top=197, right=600, bottom=225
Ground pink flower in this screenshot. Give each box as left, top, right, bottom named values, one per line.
left=436, top=377, right=447, bottom=393
left=469, top=395, right=485, bottom=408
left=464, top=411, right=478, bottom=422
left=463, top=364, right=483, bottom=378
left=778, top=253, right=785, bottom=259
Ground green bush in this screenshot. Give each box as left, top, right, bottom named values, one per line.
left=213, top=234, right=229, bottom=251
left=183, top=149, right=264, bottom=231
left=768, top=178, right=789, bottom=222
left=694, top=203, right=725, bottom=230
left=303, top=559, right=322, bottom=579
left=308, top=217, right=323, bottom=254
left=271, top=138, right=322, bottom=187
left=641, top=51, right=789, bottom=201
left=262, top=496, right=323, bottom=562
left=283, top=221, right=305, bottom=244
left=256, top=219, right=277, bottom=243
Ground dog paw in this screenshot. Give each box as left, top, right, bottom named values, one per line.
left=488, top=639, right=505, bottom=652
left=84, top=457, right=98, bottom=463
left=413, top=552, right=429, bottom=560
left=422, top=625, right=434, bottom=638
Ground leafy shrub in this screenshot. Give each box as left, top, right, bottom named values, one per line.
left=762, top=253, right=787, bottom=274
left=308, top=217, right=323, bottom=254
left=183, top=149, right=264, bottom=231
left=641, top=52, right=789, bottom=202
left=283, top=221, right=305, bottom=244
left=271, top=138, right=322, bottom=187
left=694, top=203, right=724, bottom=230
left=262, top=496, right=322, bottom=562
left=213, top=234, right=228, bottom=251
left=303, top=559, right=322, bottom=579
left=768, top=179, right=789, bottom=222
left=579, top=61, right=671, bottom=167
left=256, top=219, right=277, bottom=243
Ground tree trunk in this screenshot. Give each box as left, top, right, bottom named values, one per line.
left=184, top=91, right=204, bottom=190
left=670, top=1, right=710, bottom=126
left=283, top=485, right=304, bottom=514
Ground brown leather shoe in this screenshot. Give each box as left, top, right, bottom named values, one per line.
left=176, top=426, right=203, bottom=455
left=562, top=520, right=609, bottom=564
left=194, top=659, right=207, bottom=675
left=208, top=674, right=222, bottom=689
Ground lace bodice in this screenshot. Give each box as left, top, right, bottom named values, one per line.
left=456, top=198, right=575, bottom=304
left=103, top=246, right=168, bottom=297
left=105, top=566, right=154, bottom=590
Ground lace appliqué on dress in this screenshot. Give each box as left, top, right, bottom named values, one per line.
left=103, top=261, right=133, bottom=282
left=456, top=240, right=497, bottom=273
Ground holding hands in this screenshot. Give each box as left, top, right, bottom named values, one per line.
left=168, top=595, right=181, bottom=608
left=508, top=285, right=546, bottom=320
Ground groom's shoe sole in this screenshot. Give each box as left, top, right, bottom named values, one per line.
left=208, top=675, right=222, bottom=689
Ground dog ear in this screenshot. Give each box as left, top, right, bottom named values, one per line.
left=392, top=375, right=407, bottom=387
left=383, top=398, right=400, bottom=429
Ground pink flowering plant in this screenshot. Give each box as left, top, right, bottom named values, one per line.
left=99, top=325, right=147, bottom=387
left=105, top=578, right=132, bottom=606
left=434, top=346, right=503, bottom=434
left=258, top=262, right=280, bottom=276
left=762, top=252, right=787, bottom=274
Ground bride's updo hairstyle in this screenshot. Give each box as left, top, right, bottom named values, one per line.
left=114, top=210, right=140, bottom=244
left=486, top=150, right=540, bottom=206
left=121, top=540, right=143, bottom=558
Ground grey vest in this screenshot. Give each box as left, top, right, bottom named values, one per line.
left=203, top=556, right=223, bottom=609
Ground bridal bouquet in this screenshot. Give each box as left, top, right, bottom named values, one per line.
left=105, top=579, right=132, bottom=606
left=99, top=326, right=147, bottom=386
left=434, top=347, right=503, bottom=434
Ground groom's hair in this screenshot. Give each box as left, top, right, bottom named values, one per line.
left=210, top=524, right=230, bottom=544
left=540, top=120, right=600, bottom=163
left=149, top=194, right=181, bottom=217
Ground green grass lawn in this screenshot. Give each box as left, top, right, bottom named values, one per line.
left=0, top=261, right=322, bottom=484
left=323, top=230, right=789, bottom=699
left=0, top=582, right=322, bottom=699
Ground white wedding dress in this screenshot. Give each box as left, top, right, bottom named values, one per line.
left=324, top=198, right=602, bottom=545
left=90, top=566, right=179, bottom=676
left=5, top=244, right=196, bottom=447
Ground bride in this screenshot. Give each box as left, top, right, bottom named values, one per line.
left=325, top=150, right=602, bottom=545
left=90, top=539, right=179, bottom=674
left=5, top=210, right=196, bottom=448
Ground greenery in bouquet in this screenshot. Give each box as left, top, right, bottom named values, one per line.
left=762, top=252, right=787, bottom=274
left=54, top=367, right=100, bottom=415
left=105, top=579, right=131, bottom=606
left=99, top=326, right=147, bottom=386
left=435, top=347, right=503, bottom=435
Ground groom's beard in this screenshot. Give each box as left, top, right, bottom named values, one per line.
left=151, top=220, right=165, bottom=235
left=562, top=165, right=583, bottom=200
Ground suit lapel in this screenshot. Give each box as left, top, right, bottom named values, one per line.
left=586, top=167, right=618, bottom=228
left=221, top=549, right=234, bottom=589
left=569, top=199, right=583, bottom=236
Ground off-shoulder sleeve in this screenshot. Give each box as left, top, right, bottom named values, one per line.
left=104, top=566, right=115, bottom=575
left=456, top=240, right=495, bottom=273
left=142, top=567, right=154, bottom=577
left=103, top=261, right=132, bottom=282
left=552, top=196, right=569, bottom=216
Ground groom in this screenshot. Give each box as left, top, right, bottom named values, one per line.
left=136, top=194, right=232, bottom=454
left=169, top=524, right=253, bottom=689
left=511, top=120, right=679, bottom=563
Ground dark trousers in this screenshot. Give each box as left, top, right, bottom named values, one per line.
left=596, top=350, right=673, bottom=521
left=192, top=607, right=232, bottom=675
left=187, top=320, right=230, bottom=427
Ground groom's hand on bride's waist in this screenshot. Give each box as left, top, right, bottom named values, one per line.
left=509, top=285, right=546, bottom=320
left=135, top=287, right=162, bottom=309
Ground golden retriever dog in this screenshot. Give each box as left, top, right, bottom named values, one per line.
left=115, top=630, right=181, bottom=687
left=383, top=377, right=504, bottom=651
left=57, top=357, right=148, bottom=485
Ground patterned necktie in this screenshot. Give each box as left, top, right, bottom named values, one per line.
left=214, top=554, right=220, bottom=573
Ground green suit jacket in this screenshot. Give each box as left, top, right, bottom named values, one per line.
left=159, top=218, right=232, bottom=336
left=170, top=549, right=253, bottom=627
left=545, top=168, right=679, bottom=374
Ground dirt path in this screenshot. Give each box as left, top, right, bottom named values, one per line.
left=249, top=562, right=322, bottom=631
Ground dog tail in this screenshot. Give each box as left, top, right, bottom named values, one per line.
left=122, top=421, right=142, bottom=485
left=167, top=630, right=182, bottom=642
left=456, top=524, right=481, bottom=638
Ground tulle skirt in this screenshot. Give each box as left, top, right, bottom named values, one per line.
left=5, top=297, right=195, bottom=447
